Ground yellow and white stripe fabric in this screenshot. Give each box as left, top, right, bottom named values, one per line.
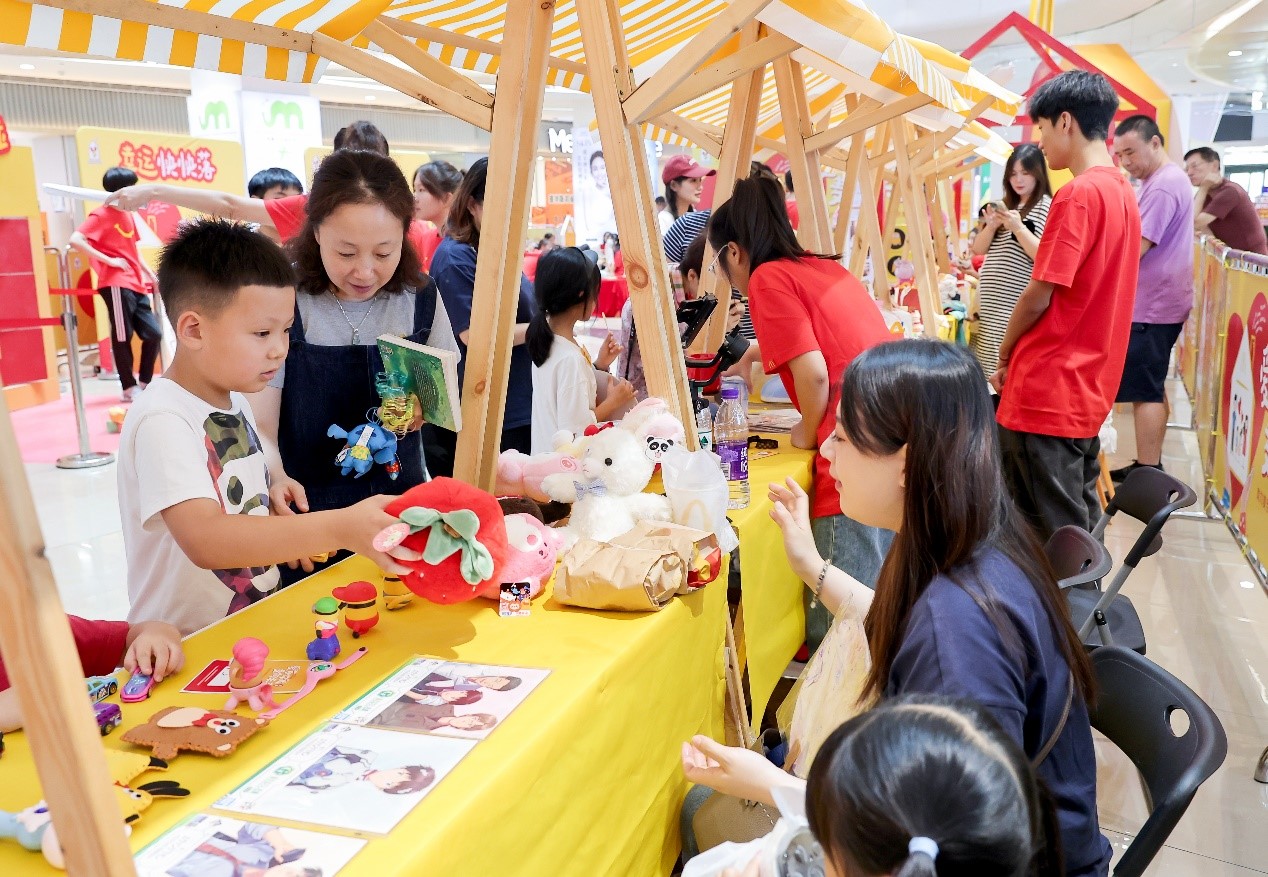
left=904, top=36, right=1023, bottom=125
left=0, top=0, right=391, bottom=82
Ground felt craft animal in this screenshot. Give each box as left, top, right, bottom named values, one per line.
left=541, top=427, right=672, bottom=542
left=121, top=706, right=268, bottom=759
left=486, top=513, right=567, bottom=600
left=328, top=422, right=400, bottom=479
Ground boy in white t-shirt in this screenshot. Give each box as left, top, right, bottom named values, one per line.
left=120, top=219, right=417, bottom=635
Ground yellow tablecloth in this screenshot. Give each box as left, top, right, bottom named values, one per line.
left=0, top=555, right=726, bottom=876
left=729, top=439, right=815, bottom=730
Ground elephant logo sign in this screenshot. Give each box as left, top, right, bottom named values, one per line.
left=264, top=100, right=304, bottom=129
left=199, top=101, right=231, bottom=131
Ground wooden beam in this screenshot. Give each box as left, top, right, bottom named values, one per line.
left=891, top=121, right=941, bottom=337
left=368, top=18, right=493, bottom=108
left=835, top=133, right=865, bottom=256
left=805, top=92, right=934, bottom=153
left=927, top=166, right=951, bottom=273
left=452, top=0, right=555, bottom=489
left=385, top=18, right=589, bottom=78
left=653, top=113, right=723, bottom=156
left=622, top=0, right=775, bottom=124
left=18, top=0, right=311, bottom=53
left=312, top=34, right=493, bottom=130
left=849, top=124, right=892, bottom=301
left=0, top=393, right=137, bottom=875
left=772, top=56, right=831, bottom=251
left=918, top=143, right=978, bottom=176
left=629, top=32, right=797, bottom=124
left=695, top=23, right=765, bottom=356
left=578, top=0, right=696, bottom=442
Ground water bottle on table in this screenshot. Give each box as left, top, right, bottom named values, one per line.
left=714, top=384, right=750, bottom=509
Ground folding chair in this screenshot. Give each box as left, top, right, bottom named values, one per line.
left=1073, top=467, right=1197, bottom=652
left=1089, top=647, right=1228, bottom=877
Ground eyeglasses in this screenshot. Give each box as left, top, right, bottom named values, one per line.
left=707, top=245, right=731, bottom=275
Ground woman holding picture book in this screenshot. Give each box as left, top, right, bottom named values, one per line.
left=248, top=150, right=460, bottom=580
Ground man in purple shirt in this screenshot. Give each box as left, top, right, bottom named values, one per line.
left=1109, top=115, right=1194, bottom=481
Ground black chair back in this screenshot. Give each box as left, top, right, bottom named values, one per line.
left=1089, top=647, right=1227, bottom=877
left=1044, top=526, right=1112, bottom=590
left=1107, top=468, right=1198, bottom=567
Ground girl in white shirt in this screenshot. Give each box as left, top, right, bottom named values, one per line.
left=527, top=247, right=635, bottom=453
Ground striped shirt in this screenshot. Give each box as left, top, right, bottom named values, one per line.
left=972, top=196, right=1050, bottom=377
left=663, top=210, right=710, bottom=263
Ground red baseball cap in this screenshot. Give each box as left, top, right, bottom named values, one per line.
left=661, top=154, right=716, bottom=184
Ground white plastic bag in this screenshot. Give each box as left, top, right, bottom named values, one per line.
left=662, top=447, right=740, bottom=554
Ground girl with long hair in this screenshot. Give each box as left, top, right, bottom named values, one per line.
left=682, top=340, right=1110, bottom=877
left=429, top=157, right=537, bottom=454
left=706, top=174, right=894, bottom=654
left=248, top=150, right=460, bottom=526
left=658, top=154, right=715, bottom=235
left=971, top=144, right=1053, bottom=377
left=526, top=247, right=635, bottom=452
left=412, top=160, right=464, bottom=272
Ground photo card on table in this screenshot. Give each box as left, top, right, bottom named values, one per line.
left=213, top=723, right=475, bottom=835
left=134, top=813, right=366, bottom=877
left=331, top=657, right=550, bottom=741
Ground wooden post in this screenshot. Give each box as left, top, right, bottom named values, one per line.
left=576, top=0, right=696, bottom=441
left=0, top=393, right=136, bottom=875
left=927, top=164, right=952, bottom=273
left=851, top=124, right=892, bottom=302
left=891, top=121, right=941, bottom=337
left=693, top=22, right=765, bottom=357
left=772, top=56, right=831, bottom=251
left=452, top=0, right=556, bottom=489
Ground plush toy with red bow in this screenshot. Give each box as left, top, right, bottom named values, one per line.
left=375, top=478, right=510, bottom=604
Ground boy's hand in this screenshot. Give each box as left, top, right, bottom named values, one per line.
left=595, top=332, right=622, bottom=371
left=104, top=186, right=153, bottom=211
left=270, top=474, right=310, bottom=515
left=124, top=621, right=185, bottom=681
left=340, top=495, right=423, bottom=575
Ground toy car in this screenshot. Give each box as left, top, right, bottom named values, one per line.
left=87, top=676, right=118, bottom=704
left=120, top=671, right=155, bottom=703
left=94, top=702, right=122, bottom=736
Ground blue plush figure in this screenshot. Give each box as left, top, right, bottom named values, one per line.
left=328, top=423, right=400, bottom=479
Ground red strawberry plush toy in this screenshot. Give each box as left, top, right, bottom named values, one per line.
left=378, top=478, right=510, bottom=604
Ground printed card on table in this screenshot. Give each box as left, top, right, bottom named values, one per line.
left=331, top=658, right=550, bottom=741
left=182, top=659, right=309, bottom=695
left=213, top=723, right=475, bottom=835
left=134, top=813, right=366, bottom=877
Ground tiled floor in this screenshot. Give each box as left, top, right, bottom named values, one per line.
left=13, top=373, right=1268, bottom=874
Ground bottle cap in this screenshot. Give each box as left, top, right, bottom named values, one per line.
left=721, top=385, right=741, bottom=400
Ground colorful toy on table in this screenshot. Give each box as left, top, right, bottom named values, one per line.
left=121, top=669, right=156, bottom=703
left=95, top=701, right=123, bottom=735
left=332, top=581, right=380, bottom=637
left=328, top=422, right=400, bottom=480
left=541, top=426, right=673, bottom=543
left=377, top=477, right=510, bottom=604
left=224, top=637, right=280, bottom=712
left=87, top=675, right=118, bottom=703
left=259, top=647, right=367, bottom=721
left=491, top=514, right=566, bottom=601
left=104, top=405, right=127, bottom=434
left=620, top=397, right=686, bottom=467
left=380, top=573, right=413, bottom=611
left=495, top=443, right=581, bottom=504
left=307, top=597, right=342, bottom=661
left=121, top=706, right=268, bottom=759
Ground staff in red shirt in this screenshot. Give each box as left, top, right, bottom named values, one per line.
left=991, top=71, right=1142, bottom=539
left=412, top=160, right=464, bottom=273
left=69, top=167, right=162, bottom=403
left=707, top=175, right=894, bottom=654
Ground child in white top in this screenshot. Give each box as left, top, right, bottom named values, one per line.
left=119, top=219, right=418, bottom=635
left=527, top=247, right=633, bottom=454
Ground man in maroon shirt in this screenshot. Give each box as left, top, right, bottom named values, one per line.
left=1185, top=146, right=1268, bottom=255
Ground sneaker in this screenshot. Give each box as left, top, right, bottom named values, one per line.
left=120, top=386, right=140, bottom=403
left=1110, top=460, right=1163, bottom=483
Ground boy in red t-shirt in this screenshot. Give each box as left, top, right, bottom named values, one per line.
left=991, top=71, right=1142, bottom=538
left=70, top=167, right=162, bottom=403
left=0, top=617, right=182, bottom=732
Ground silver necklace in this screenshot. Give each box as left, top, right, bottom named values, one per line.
left=333, top=293, right=379, bottom=344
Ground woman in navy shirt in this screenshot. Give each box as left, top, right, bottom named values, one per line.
left=429, top=157, right=535, bottom=454
left=683, top=339, right=1110, bottom=877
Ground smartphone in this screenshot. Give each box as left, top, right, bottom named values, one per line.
left=986, top=200, right=1006, bottom=212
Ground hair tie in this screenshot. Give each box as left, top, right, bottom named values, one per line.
left=908, top=837, right=939, bottom=861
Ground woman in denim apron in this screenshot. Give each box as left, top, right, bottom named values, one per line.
left=248, top=151, right=460, bottom=572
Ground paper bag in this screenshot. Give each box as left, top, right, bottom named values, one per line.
left=554, top=539, right=686, bottom=611
left=662, top=448, right=739, bottom=553
left=611, top=520, right=722, bottom=592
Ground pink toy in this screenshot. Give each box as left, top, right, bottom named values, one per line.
left=621, top=398, right=686, bottom=466
left=224, top=637, right=278, bottom=712
left=495, top=448, right=581, bottom=504
left=481, top=513, right=566, bottom=600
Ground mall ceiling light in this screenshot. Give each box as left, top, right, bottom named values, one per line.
left=1229, top=50, right=1244, bottom=57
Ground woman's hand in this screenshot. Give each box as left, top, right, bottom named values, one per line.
left=104, top=186, right=155, bottom=212
left=681, top=735, right=801, bottom=806
left=269, top=473, right=310, bottom=515
left=1001, top=209, right=1024, bottom=234
left=595, top=332, right=622, bottom=371
left=769, top=477, right=823, bottom=582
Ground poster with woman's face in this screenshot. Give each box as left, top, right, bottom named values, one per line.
left=571, top=126, right=618, bottom=246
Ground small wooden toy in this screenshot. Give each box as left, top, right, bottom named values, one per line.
left=332, top=581, right=380, bottom=637
left=121, top=707, right=268, bottom=759
left=307, top=596, right=342, bottom=661
left=224, top=637, right=280, bottom=712
left=381, top=574, right=413, bottom=611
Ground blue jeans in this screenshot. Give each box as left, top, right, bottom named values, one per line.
left=806, top=514, right=893, bottom=654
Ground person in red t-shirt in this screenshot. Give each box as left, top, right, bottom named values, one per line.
left=69, top=167, right=162, bottom=402
left=708, top=175, right=894, bottom=654
left=0, top=617, right=182, bottom=732
left=991, top=71, right=1142, bottom=539
left=413, top=160, right=464, bottom=273
left=783, top=170, right=800, bottom=230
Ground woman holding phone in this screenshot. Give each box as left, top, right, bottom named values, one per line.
left=970, top=144, right=1052, bottom=380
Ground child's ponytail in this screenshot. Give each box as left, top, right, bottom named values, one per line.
left=893, top=838, right=939, bottom=877
left=526, top=310, right=554, bottom=367
left=527, top=247, right=599, bottom=368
